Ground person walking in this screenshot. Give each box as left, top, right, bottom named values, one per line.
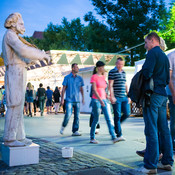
left=60, top=63, right=84, bottom=136
left=46, top=86, right=53, bottom=114
left=26, top=82, right=34, bottom=117
left=37, top=83, right=46, bottom=116
left=33, top=85, right=37, bottom=116
left=90, top=61, right=118, bottom=144
left=53, top=86, right=61, bottom=114
left=137, top=32, right=174, bottom=174
left=1, top=89, right=7, bottom=114
left=108, top=57, right=130, bottom=142
left=0, top=86, right=5, bottom=117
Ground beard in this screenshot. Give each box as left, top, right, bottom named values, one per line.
left=16, top=26, right=25, bottom=35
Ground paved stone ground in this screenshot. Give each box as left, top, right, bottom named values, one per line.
left=0, top=129, right=144, bottom=175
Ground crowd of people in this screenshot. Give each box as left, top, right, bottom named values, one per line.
left=58, top=32, right=174, bottom=174
left=24, top=82, right=61, bottom=117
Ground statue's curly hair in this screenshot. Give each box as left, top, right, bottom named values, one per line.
left=4, top=12, right=22, bottom=29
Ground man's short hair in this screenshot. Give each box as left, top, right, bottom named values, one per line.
left=47, top=86, right=50, bottom=89
left=4, top=13, right=22, bottom=29
left=39, top=83, right=43, bottom=88
left=146, top=32, right=160, bottom=43
left=116, top=57, right=124, bottom=62
left=72, top=63, right=78, bottom=69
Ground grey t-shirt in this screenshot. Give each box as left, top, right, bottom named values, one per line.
left=166, top=50, right=175, bottom=96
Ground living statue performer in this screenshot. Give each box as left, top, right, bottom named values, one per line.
left=2, top=12, right=50, bottom=147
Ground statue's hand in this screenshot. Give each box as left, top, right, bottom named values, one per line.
left=44, top=54, right=51, bottom=64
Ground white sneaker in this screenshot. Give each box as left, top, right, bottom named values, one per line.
left=137, top=166, right=157, bottom=174
left=157, top=162, right=172, bottom=171
left=115, top=136, right=126, bottom=142
left=72, top=131, right=81, bottom=136
left=113, top=137, right=118, bottom=144
left=90, top=139, right=99, bottom=144
left=60, top=126, right=64, bottom=135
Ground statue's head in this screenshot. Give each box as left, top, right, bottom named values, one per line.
left=4, top=12, right=25, bottom=35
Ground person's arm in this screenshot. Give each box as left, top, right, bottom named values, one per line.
left=142, top=50, right=156, bottom=80
left=61, top=86, right=66, bottom=106
left=92, top=82, right=105, bottom=106
left=44, top=89, right=46, bottom=99
left=6, top=30, right=50, bottom=62
left=125, top=83, right=131, bottom=103
left=108, top=80, right=116, bottom=104
left=80, top=86, right=84, bottom=104
left=1, top=95, right=4, bottom=104
left=169, top=70, right=175, bottom=104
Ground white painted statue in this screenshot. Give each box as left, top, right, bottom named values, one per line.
left=2, top=12, right=50, bottom=147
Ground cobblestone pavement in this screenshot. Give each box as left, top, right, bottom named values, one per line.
left=0, top=129, right=144, bottom=175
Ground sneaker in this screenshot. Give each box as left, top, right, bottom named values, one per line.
left=157, top=162, right=172, bottom=171
left=115, top=136, right=126, bottom=142
left=90, top=139, right=99, bottom=144
left=113, top=137, right=119, bottom=144
left=137, top=166, right=157, bottom=174
left=60, top=126, right=64, bottom=135
left=72, top=131, right=81, bottom=136
left=136, top=149, right=146, bottom=157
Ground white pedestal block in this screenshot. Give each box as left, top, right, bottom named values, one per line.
left=1, top=143, right=40, bottom=167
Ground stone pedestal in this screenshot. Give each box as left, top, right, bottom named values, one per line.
left=1, top=143, right=39, bottom=167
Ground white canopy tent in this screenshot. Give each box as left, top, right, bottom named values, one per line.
left=135, top=48, right=175, bottom=73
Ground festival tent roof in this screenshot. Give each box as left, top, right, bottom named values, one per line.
left=0, top=50, right=129, bottom=77
left=98, top=55, right=106, bottom=63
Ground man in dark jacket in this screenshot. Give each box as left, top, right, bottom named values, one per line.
left=138, top=32, right=174, bottom=174
left=37, top=83, right=46, bottom=116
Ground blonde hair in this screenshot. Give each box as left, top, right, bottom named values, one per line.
left=4, top=12, right=22, bottom=29
left=160, top=37, right=167, bottom=51
left=27, top=82, right=33, bottom=90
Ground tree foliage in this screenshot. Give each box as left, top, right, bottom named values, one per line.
left=25, top=17, right=117, bottom=53
left=88, top=0, right=167, bottom=65
left=157, top=3, right=175, bottom=50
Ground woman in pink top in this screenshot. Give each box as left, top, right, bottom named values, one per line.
left=90, top=61, right=118, bottom=144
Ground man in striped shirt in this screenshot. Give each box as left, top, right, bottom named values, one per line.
left=108, top=57, right=130, bottom=142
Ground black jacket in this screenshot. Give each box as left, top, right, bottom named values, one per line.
left=128, top=70, right=154, bottom=107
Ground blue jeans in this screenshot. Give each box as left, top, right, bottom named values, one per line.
left=168, top=95, right=175, bottom=147
left=112, top=96, right=130, bottom=137
left=62, top=102, right=80, bottom=133
left=90, top=99, right=116, bottom=140
left=39, top=96, right=45, bottom=113
left=143, top=93, right=174, bottom=169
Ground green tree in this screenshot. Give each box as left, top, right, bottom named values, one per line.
left=84, top=12, right=117, bottom=52
left=88, top=0, right=167, bottom=65
left=157, top=3, right=175, bottom=50
left=25, top=17, right=86, bottom=51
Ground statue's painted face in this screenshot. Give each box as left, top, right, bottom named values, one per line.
left=15, top=18, right=25, bottom=35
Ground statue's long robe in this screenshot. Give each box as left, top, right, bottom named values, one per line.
left=2, top=29, right=46, bottom=142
